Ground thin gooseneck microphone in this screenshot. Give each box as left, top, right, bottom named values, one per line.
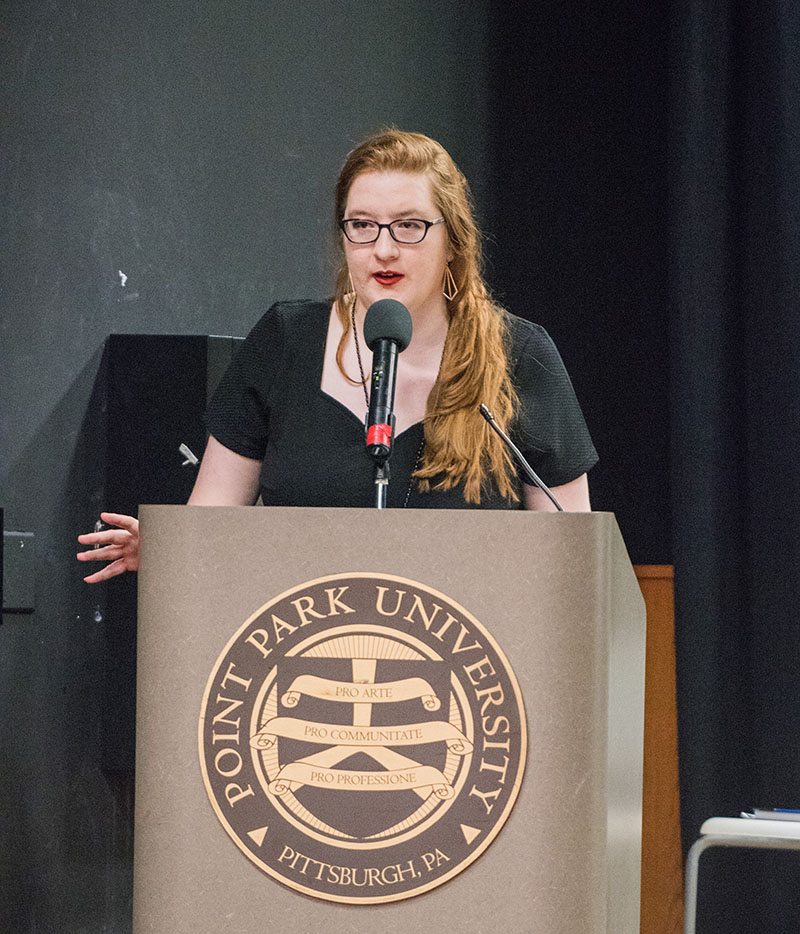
left=363, top=299, right=413, bottom=466
left=479, top=404, right=564, bottom=511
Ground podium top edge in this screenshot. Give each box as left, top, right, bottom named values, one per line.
left=137, top=505, right=619, bottom=516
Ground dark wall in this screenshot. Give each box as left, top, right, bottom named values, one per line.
left=487, top=2, right=670, bottom=562
left=0, top=3, right=491, bottom=931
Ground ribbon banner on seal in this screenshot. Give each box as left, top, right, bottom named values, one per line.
left=251, top=717, right=472, bottom=753
left=280, top=674, right=441, bottom=711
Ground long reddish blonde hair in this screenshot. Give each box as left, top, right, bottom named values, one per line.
left=332, top=129, right=518, bottom=503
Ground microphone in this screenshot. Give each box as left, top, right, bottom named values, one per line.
left=479, top=404, right=564, bottom=511
left=363, top=299, right=413, bottom=465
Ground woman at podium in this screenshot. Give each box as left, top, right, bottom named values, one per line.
left=78, top=129, right=596, bottom=582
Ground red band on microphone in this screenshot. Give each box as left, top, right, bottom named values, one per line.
left=367, top=424, right=392, bottom=447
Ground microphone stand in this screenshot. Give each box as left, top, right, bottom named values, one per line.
left=367, top=411, right=394, bottom=509
left=373, top=461, right=390, bottom=509
left=365, top=404, right=395, bottom=510
left=479, top=404, right=564, bottom=511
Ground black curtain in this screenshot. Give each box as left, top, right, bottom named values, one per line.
left=489, top=0, right=800, bottom=927
left=672, top=0, right=800, bottom=929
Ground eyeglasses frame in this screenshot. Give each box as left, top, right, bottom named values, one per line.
left=339, top=216, right=446, bottom=244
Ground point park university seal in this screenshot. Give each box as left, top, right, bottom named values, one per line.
left=199, top=573, right=527, bottom=904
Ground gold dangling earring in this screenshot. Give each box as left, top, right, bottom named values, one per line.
left=442, top=263, right=459, bottom=301
left=346, top=270, right=355, bottom=297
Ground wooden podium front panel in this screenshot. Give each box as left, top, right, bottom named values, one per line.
left=134, top=508, right=644, bottom=934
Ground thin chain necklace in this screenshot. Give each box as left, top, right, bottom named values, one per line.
left=350, top=296, right=425, bottom=507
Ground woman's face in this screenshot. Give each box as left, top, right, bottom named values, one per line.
left=343, top=170, right=451, bottom=320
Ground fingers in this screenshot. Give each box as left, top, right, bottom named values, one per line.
left=77, top=528, right=132, bottom=548
left=77, top=514, right=138, bottom=542
left=83, top=558, right=129, bottom=584
left=78, top=514, right=139, bottom=547
left=77, top=544, right=125, bottom=562
left=77, top=513, right=140, bottom=583
left=100, top=512, right=139, bottom=532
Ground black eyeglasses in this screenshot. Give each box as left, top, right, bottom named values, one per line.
left=339, top=217, right=445, bottom=244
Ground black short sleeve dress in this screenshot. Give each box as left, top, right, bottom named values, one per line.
left=206, top=301, right=597, bottom=509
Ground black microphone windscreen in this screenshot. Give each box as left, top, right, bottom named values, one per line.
left=363, top=300, right=413, bottom=352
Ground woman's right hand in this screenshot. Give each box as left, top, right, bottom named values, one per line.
left=77, top=512, right=140, bottom=583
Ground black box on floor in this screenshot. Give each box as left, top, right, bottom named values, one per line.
left=101, top=334, right=241, bottom=771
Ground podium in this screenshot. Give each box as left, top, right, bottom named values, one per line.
left=134, top=507, right=645, bottom=933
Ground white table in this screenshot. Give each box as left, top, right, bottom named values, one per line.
left=684, top=817, right=800, bottom=933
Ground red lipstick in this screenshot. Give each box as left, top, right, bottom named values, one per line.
left=373, top=271, right=404, bottom=287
